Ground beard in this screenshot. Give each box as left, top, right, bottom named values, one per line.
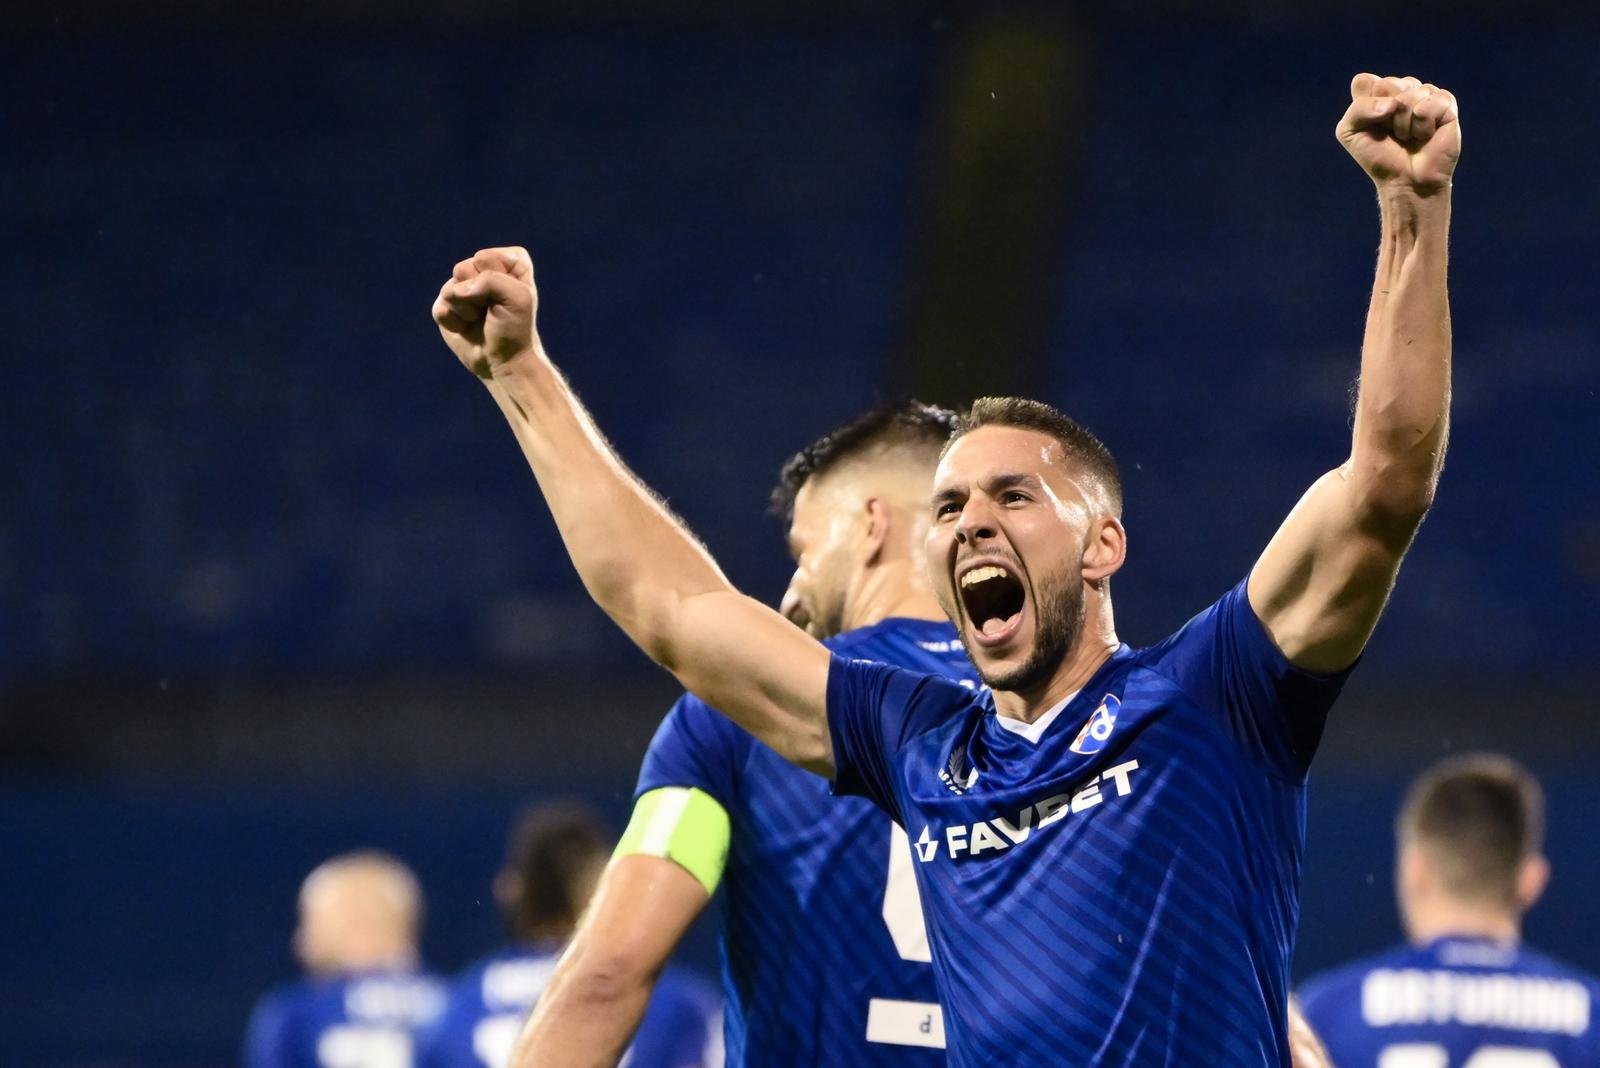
left=961, top=567, right=1085, bottom=696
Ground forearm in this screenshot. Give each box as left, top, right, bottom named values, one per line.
left=1348, top=187, right=1452, bottom=524
left=484, top=350, right=732, bottom=660
left=510, top=853, right=709, bottom=1068
left=510, top=950, right=652, bottom=1068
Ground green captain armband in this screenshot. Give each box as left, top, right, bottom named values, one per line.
left=615, top=787, right=730, bottom=896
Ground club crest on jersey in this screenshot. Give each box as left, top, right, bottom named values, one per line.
left=1070, top=694, right=1121, bottom=755
left=939, top=742, right=979, bottom=794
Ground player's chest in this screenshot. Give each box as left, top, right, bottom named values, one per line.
left=894, top=689, right=1237, bottom=870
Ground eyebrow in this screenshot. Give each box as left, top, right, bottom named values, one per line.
left=930, top=472, right=1041, bottom=509
left=987, top=472, right=1040, bottom=492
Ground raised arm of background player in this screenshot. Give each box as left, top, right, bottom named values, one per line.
left=1247, top=73, right=1459, bottom=673
left=432, top=253, right=839, bottom=776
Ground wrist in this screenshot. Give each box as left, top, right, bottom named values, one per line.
left=488, top=341, right=554, bottom=386
left=1375, top=180, right=1452, bottom=211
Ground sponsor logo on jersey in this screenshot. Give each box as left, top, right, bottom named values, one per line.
left=1069, top=694, right=1121, bottom=755
left=915, top=759, right=1141, bottom=862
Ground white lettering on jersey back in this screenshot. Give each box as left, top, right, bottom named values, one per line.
left=917, top=760, right=1141, bottom=862
left=344, top=978, right=443, bottom=1024
left=483, top=958, right=559, bottom=1011
left=1361, top=969, right=1591, bottom=1036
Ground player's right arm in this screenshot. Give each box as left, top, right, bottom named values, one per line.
left=432, top=249, right=834, bottom=776
left=505, top=783, right=726, bottom=1068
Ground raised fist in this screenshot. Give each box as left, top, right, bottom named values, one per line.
left=433, top=246, right=539, bottom=379
left=1337, top=73, right=1460, bottom=195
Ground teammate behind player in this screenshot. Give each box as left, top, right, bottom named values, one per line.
left=512, top=403, right=975, bottom=1067
left=433, top=73, right=1459, bottom=1066
left=245, top=851, right=445, bottom=1068
left=1298, top=754, right=1600, bottom=1066
left=417, top=802, right=720, bottom=1068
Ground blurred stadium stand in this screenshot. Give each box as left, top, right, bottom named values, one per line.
left=2, top=6, right=1596, bottom=1066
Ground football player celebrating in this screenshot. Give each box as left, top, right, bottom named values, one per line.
left=433, top=72, right=1458, bottom=1066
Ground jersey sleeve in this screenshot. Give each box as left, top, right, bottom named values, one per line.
left=1145, top=576, right=1352, bottom=782
left=634, top=694, right=752, bottom=809
left=827, top=654, right=966, bottom=821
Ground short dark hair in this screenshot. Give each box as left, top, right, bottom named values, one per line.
left=1397, top=753, right=1545, bottom=908
left=948, top=397, right=1122, bottom=516
left=502, top=802, right=611, bottom=941
left=770, top=400, right=959, bottom=520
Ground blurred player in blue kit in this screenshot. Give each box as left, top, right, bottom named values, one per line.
left=433, top=71, right=1459, bottom=1066
left=245, top=852, right=445, bottom=1068
left=417, top=803, right=720, bottom=1068
left=513, top=403, right=978, bottom=1067
left=1299, top=754, right=1600, bottom=1067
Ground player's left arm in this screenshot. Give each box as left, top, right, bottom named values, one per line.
left=1249, top=73, right=1460, bottom=674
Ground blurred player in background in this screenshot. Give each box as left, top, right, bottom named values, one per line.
left=432, top=71, right=1458, bottom=1066
left=512, top=402, right=977, bottom=1067
left=417, top=802, right=721, bottom=1068
left=1298, top=754, right=1600, bottom=1067
left=245, top=851, right=445, bottom=1068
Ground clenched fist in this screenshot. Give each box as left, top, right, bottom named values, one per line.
left=433, top=246, right=539, bottom=379
left=1337, top=73, right=1460, bottom=195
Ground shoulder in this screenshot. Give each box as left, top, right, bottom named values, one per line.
left=1134, top=578, right=1251, bottom=667
left=642, top=692, right=751, bottom=770
left=249, top=979, right=314, bottom=1028
left=1298, top=946, right=1406, bottom=1015
left=1517, top=944, right=1600, bottom=988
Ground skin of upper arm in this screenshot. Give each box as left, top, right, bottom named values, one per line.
left=1248, top=467, right=1420, bottom=674
left=657, top=590, right=835, bottom=776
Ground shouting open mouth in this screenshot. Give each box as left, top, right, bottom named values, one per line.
left=958, top=561, right=1028, bottom=648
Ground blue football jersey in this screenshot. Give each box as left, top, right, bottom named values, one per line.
left=415, top=942, right=722, bottom=1068
left=244, top=969, right=445, bottom=1068
left=637, top=616, right=979, bottom=1066
left=1298, top=936, right=1600, bottom=1068
left=826, top=578, right=1349, bottom=1068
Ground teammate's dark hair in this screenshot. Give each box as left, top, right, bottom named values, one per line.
left=947, top=397, right=1123, bottom=517
left=1397, top=753, right=1545, bottom=908
left=501, top=802, right=611, bottom=942
left=770, top=400, right=959, bottom=521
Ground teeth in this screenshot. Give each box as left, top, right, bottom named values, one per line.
left=960, top=565, right=1008, bottom=589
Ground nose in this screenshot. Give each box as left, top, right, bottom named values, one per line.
left=779, top=572, right=812, bottom=630
left=954, top=501, right=997, bottom=545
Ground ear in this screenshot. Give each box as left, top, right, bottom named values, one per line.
left=862, top=497, right=893, bottom=566
left=1515, top=854, right=1550, bottom=913
left=1082, top=516, right=1127, bottom=583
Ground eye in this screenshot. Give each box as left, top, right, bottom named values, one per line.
left=1001, top=490, right=1030, bottom=505
left=935, top=501, right=961, bottom=519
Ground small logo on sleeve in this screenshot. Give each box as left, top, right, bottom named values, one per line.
left=1069, top=694, right=1121, bottom=755
left=939, top=742, right=979, bottom=794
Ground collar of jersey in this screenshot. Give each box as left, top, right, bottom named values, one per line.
left=987, top=644, right=1133, bottom=746
left=993, top=691, right=1079, bottom=744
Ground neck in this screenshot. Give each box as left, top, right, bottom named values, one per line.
left=991, top=588, right=1119, bottom=722
left=845, top=562, right=947, bottom=630
left=991, top=635, right=1119, bottom=722
left=1407, top=901, right=1521, bottom=946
